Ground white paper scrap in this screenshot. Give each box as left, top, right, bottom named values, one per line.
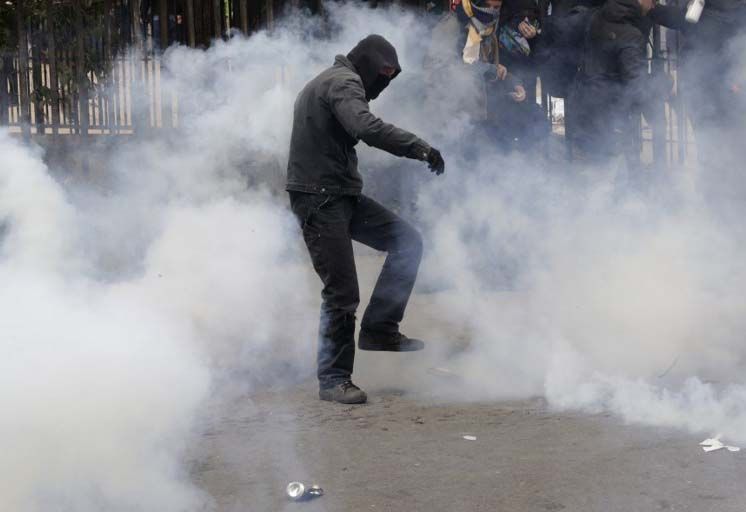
left=463, top=435, right=477, bottom=441
left=700, top=435, right=740, bottom=453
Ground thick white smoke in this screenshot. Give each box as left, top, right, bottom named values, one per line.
left=0, top=18, right=323, bottom=511
left=0, top=131, right=212, bottom=511
left=3, top=1, right=746, bottom=510
left=418, top=159, right=746, bottom=444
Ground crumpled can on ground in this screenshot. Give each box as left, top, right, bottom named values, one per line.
left=286, top=481, right=325, bottom=501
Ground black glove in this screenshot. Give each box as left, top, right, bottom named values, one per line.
left=426, top=147, right=445, bottom=176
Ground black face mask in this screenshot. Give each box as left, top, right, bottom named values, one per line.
left=367, top=74, right=392, bottom=101
left=347, top=35, right=401, bottom=101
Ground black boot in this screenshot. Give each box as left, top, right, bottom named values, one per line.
left=358, top=330, right=425, bottom=352
left=319, top=380, right=368, bottom=404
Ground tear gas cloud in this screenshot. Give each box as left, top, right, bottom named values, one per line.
left=2, top=2, right=746, bottom=510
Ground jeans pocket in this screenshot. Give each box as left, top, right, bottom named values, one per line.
left=295, top=195, right=333, bottom=240
left=290, top=193, right=327, bottom=228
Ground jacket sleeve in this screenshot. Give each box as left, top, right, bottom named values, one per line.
left=649, top=4, right=688, bottom=31
left=328, top=76, right=432, bottom=161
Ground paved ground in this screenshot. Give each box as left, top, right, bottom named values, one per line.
left=188, top=252, right=745, bottom=511
left=191, top=383, right=746, bottom=512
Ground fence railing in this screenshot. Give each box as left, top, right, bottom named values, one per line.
left=0, top=0, right=330, bottom=136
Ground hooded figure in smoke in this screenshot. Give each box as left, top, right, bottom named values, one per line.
left=649, top=0, right=746, bottom=181
left=286, top=35, right=445, bottom=405
left=567, top=0, right=657, bottom=163
left=424, top=0, right=544, bottom=150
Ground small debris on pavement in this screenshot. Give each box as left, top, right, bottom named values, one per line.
left=463, top=435, right=477, bottom=441
left=428, top=367, right=460, bottom=379
left=700, top=436, right=741, bottom=453
left=286, top=482, right=324, bottom=501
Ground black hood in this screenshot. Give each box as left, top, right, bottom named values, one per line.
left=602, top=0, right=643, bottom=22
left=346, top=34, right=401, bottom=101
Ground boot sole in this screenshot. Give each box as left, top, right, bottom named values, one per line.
left=358, top=341, right=425, bottom=352
left=319, top=392, right=368, bottom=404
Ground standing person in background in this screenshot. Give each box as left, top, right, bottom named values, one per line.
left=649, top=0, right=745, bottom=211
left=568, top=0, right=656, bottom=165
left=649, top=0, right=746, bottom=147
left=498, top=0, right=542, bottom=96
left=532, top=6, right=595, bottom=102
left=287, top=35, right=445, bottom=405
left=495, top=0, right=553, bottom=148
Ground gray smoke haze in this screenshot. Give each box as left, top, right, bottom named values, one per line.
left=2, top=1, right=746, bottom=510
left=0, top=131, right=212, bottom=511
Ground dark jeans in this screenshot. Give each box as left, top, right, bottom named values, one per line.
left=289, top=192, right=423, bottom=388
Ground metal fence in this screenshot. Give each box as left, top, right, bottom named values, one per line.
left=0, top=0, right=330, bottom=137
left=643, top=13, right=696, bottom=167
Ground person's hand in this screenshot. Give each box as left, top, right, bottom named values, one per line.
left=497, top=64, right=508, bottom=81
left=518, top=18, right=538, bottom=39
left=484, top=64, right=508, bottom=82
left=426, top=147, right=445, bottom=176
left=510, top=84, right=526, bottom=102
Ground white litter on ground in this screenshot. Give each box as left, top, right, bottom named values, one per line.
left=427, top=367, right=460, bottom=379
left=700, top=436, right=741, bottom=453
left=463, top=435, right=477, bottom=441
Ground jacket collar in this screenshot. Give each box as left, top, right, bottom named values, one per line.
left=334, top=55, right=358, bottom=73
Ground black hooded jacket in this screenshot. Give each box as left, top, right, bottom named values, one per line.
left=579, top=0, right=647, bottom=102
left=498, top=0, right=544, bottom=82
left=286, top=35, right=431, bottom=196
left=569, top=0, right=648, bottom=150
left=533, top=6, right=595, bottom=97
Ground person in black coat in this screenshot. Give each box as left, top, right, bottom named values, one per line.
left=567, top=0, right=655, bottom=162
left=650, top=0, right=746, bottom=141
left=533, top=5, right=595, bottom=99
left=287, top=35, right=445, bottom=405
left=498, top=0, right=544, bottom=90
left=650, top=0, right=745, bottom=214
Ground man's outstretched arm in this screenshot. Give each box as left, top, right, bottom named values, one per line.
left=329, top=76, right=432, bottom=161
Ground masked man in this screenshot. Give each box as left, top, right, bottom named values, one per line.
left=287, top=35, right=445, bottom=405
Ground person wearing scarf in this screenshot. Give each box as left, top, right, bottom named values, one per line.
left=424, top=0, right=527, bottom=126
